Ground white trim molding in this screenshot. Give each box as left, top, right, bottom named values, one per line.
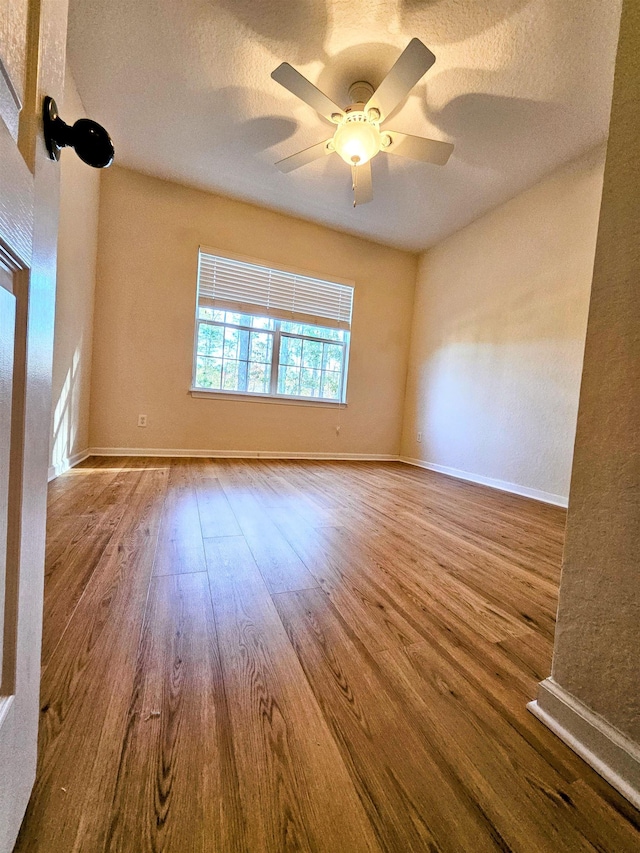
left=55, top=450, right=568, bottom=511
left=48, top=449, right=91, bottom=482
left=399, top=457, right=568, bottom=508
left=88, top=447, right=398, bottom=462
left=528, top=678, right=640, bottom=810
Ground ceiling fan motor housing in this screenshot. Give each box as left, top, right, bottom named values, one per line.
left=347, top=81, right=375, bottom=111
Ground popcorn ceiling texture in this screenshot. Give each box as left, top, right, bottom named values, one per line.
left=67, top=0, right=621, bottom=251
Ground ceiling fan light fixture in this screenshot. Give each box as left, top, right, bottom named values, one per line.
left=332, top=112, right=381, bottom=166
left=272, top=39, right=452, bottom=206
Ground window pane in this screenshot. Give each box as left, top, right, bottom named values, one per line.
left=280, top=320, right=346, bottom=341
left=300, top=368, right=321, bottom=397
left=320, top=327, right=346, bottom=342
left=218, top=311, right=274, bottom=329
left=198, top=323, right=223, bottom=357
left=238, top=328, right=250, bottom=361
left=278, top=365, right=301, bottom=396
left=199, top=307, right=225, bottom=321
left=248, top=362, right=270, bottom=393
left=276, top=334, right=345, bottom=400
left=321, top=371, right=340, bottom=400
left=250, top=331, right=272, bottom=364
left=236, top=359, right=248, bottom=391
left=223, top=326, right=239, bottom=358
left=222, top=360, right=239, bottom=390
left=301, top=338, right=323, bottom=369
left=195, top=308, right=347, bottom=401
left=280, top=335, right=302, bottom=366
left=251, top=315, right=275, bottom=330
left=324, top=343, right=343, bottom=372
left=196, top=356, right=222, bottom=389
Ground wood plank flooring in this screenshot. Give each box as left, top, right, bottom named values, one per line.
left=15, top=457, right=640, bottom=852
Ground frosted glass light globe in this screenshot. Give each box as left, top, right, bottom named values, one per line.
left=333, top=114, right=381, bottom=166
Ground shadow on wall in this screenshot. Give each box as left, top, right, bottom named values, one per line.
left=213, top=0, right=532, bottom=60
left=403, top=279, right=589, bottom=480
left=400, top=0, right=532, bottom=44
left=423, top=75, right=570, bottom=172
left=427, top=279, right=591, bottom=349
left=145, top=83, right=299, bottom=165
left=212, top=0, right=329, bottom=62
left=401, top=334, right=583, bottom=500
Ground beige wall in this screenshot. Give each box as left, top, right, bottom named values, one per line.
left=49, top=67, right=101, bottom=476
left=89, top=167, right=417, bottom=456
left=549, top=0, right=640, bottom=744
left=400, top=148, right=606, bottom=503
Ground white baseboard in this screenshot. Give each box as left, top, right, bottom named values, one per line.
left=84, top=449, right=567, bottom=507
left=399, top=457, right=568, bottom=508
left=88, top=447, right=399, bottom=462
left=48, top=449, right=91, bottom=482
left=528, top=678, right=640, bottom=810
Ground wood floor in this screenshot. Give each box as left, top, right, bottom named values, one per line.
left=15, top=458, right=640, bottom=852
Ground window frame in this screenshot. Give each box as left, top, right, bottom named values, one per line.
left=191, top=310, right=351, bottom=405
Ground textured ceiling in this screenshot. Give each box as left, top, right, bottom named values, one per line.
left=67, top=0, right=621, bottom=251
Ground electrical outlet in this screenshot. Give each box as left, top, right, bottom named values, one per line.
left=417, top=431, right=422, bottom=443
left=138, top=414, right=148, bottom=427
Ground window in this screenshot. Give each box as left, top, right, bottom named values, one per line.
left=192, top=250, right=353, bottom=403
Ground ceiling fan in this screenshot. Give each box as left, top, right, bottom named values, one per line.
left=271, top=38, right=453, bottom=207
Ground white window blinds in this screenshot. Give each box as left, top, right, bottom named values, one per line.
left=197, top=248, right=354, bottom=330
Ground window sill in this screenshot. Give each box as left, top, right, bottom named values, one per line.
left=189, top=388, right=347, bottom=408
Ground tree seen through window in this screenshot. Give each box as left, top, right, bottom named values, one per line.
left=195, top=309, right=348, bottom=401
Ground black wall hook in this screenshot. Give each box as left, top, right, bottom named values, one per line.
left=43, top=96, right=114, bottom=168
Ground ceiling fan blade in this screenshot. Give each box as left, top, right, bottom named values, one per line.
left=352, top=161, right=373, bottom=207
left=382, top=131, right=453, bottom=165
left=275, top=139, right=334, bottom=173
left=365, top=39, right=436, bottom=122
left=271, top=63, right=344, bottom=123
